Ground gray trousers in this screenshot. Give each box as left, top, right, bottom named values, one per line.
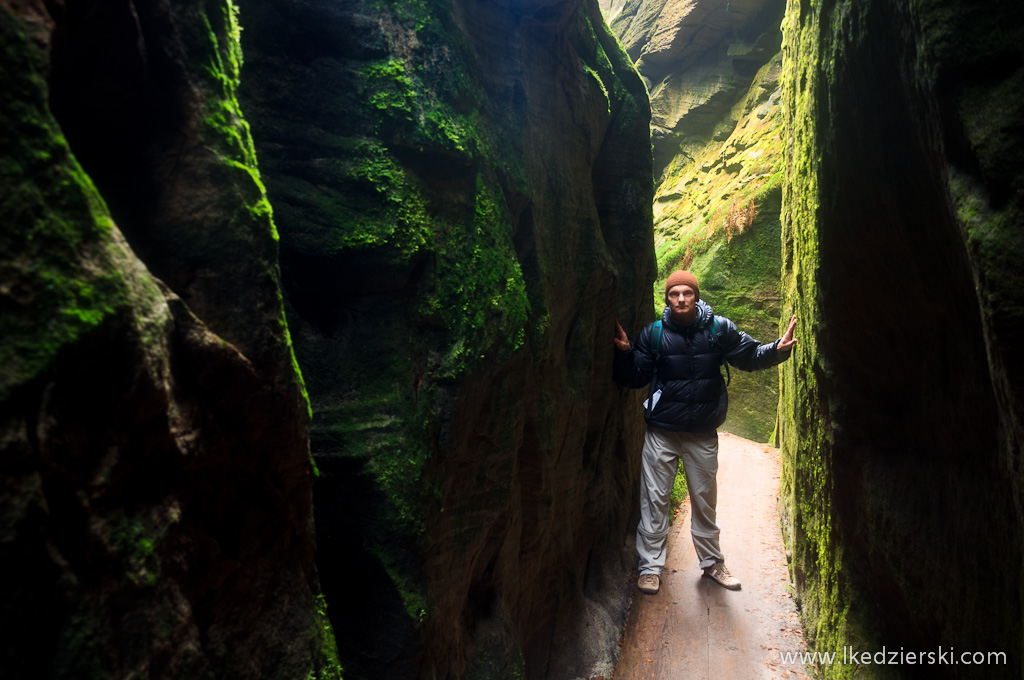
left=637, top=426, right=723, bottom=575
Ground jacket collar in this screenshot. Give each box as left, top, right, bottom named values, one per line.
left=662, top=299, right=713, bottom=333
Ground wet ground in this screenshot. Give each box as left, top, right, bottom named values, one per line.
left=613, top=433, right=812, bottom=680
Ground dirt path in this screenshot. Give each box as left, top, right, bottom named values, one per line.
left=613, top=433, right=811, bottom=680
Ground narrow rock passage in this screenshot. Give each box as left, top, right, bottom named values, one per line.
left=613, top=434, right=811, bottom=680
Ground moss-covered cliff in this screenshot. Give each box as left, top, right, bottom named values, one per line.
left=601, top=0, right=788, bottom=441
left=0, top=2, right=337, bottom=678
left=1, top=0, right=656, bottom=676
left=778, top=0, right=1024, bottom=676
left=237, top=0, right=654, bottom=678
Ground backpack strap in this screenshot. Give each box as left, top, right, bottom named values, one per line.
left=646, top=320, right=663, bottom=416
left=651, top=320, right=663, bottom=360
left=707, top=316, right=731, bottom=386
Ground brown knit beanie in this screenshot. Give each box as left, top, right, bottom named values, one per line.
left=664, top=270, right=700, bottom=300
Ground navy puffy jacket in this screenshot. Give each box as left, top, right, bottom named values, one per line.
left=613, top=300, right=790, bottom=432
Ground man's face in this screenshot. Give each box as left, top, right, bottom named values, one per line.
left=666, top=284, right=697, bottom=319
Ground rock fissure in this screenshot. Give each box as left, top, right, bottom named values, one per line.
left=6, top=0, right=1024, bottom=678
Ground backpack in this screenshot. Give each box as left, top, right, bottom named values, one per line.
left=706, top=316, right=731, bottom=386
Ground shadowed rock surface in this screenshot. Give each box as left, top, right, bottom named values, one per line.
left=1, top=0, right=656, bottom=677
left=778, top=0, right=1024, bottom=676
left=13, top=0, right=1024, bottom=677
left=236, top=0, right=655, bottom=678
left=0, top=1, right=337, bottom=679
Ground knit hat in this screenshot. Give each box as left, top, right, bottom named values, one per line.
left=664, top=270, right=700, bottom=300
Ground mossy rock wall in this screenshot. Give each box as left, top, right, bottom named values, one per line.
left=602, top=0, right=788, bottom=441
left=236, top=0, right=655, bottom=678
left=1, top=2, right=335, bottom=679
left=779, top=0, right=1024, bottom=676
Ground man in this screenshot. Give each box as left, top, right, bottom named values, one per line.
left=613, top=270, right=797, bottom=594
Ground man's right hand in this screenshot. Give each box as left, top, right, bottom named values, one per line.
left=614, top=319, right=631, bottom=351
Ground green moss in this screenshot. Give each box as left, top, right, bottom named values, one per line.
left=200, top=2, right=257, bottom=167
left=776, top=0, right=866, bottom=673
left=291, top=4, right=651, bottom=672
left=512, top=651, right=527, bottom=680
left=948, top=92, right=1024, bottom=336
left=687, top=195, right=783, bottom=442
left=304, top=309, right=435, bottom=626
left=425, top=174, right=530, bottom=377
left=366, top=425, right=431, bottom=534
left=583, top=64, right=611, bottom=115
left=197, top=1, right=314, bottom=423
left=270, top=136, right=432, bottom=267
left=0, top=12, right=129, bottom=403
left=348, top=142, right=430, bottom=251
left=293, top=8, right=532, bottom=620
left=372, top=0, right=440, bottom=32
left=364, top=59, right=418, bottom=121
left=650, top=51, right=786, bottom=286
left=320, top=383, right=429, bottom=536
left=370, top=545, right=431, bottom=623
left=582, top=10, right=647, bottom=128
left=344, top=12, right=533, bottom=382
left=359, top=54, right=483, bottom=155
left=106, top=508, right=180, bottom=587
left=308, top=594, right=345, bottom=680
left=951, top=173, right=1023, bottom=299
left=357, top=18, right=493, bottom=154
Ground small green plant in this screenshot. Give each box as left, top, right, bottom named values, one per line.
left=670, top=467, right=689, bottom=518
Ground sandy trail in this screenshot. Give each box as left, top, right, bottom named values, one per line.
left=613, top=433, right=812, bottom=680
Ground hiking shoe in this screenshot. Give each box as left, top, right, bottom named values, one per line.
left=637, top=573, right=660, bottom=594
left=703, top=562, right=741, bottom=590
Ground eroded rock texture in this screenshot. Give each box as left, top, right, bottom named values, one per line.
left=0, top=2, right=336, bottom=678
left=779, top=0, right=1024, bottom=675
left=236, top=0, right=654, bottom=678
left=602, top=0, right=787, bottom=441
left=602, top=0, right=785, bottom=177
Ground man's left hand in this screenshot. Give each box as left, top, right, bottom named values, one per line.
left=777, top=315, right=798, bottom=352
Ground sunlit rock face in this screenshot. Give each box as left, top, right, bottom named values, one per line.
left=779, top=0, right=1024, bottom=674
left=602, top=0, right=785, bottom=177
left=237, top=0, right=655, bottom=678
left=0, top=2, right=334, bottom=678
left=601, top=0, right=788, bottom=442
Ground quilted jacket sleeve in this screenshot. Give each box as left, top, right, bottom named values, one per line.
left=720, top=317, right=792, bottom=372
left=613, top=323, right=657, bottom=388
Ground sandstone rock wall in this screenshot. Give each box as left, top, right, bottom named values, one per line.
left=603, top=0, right=785, bottom=177
left=236, top=0, right=655, bottom=678
left=3, top=0, right=657, bottom=675
left=0, top=2, right=336, bottom=678
left=779, top=0, right=1024, bottom=675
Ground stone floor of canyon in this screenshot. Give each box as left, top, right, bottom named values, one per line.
left=614, top=433, right=811, bottom=680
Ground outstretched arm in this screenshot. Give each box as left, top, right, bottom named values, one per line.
left=722, top=314, right=798, bottom=371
